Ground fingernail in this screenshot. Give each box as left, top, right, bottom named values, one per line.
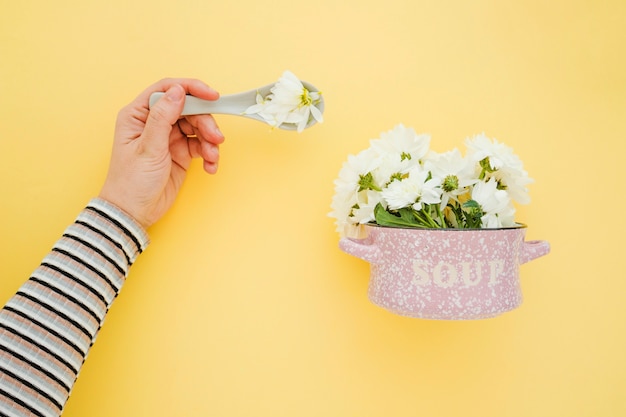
left=205, top=161, right=218, bottom=174
left=165, top=85, right=184, bottom=102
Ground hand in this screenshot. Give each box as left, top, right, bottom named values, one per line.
left=99, top=78, right=225, bottom=229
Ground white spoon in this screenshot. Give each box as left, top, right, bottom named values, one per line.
left=148, top=81, right=324, bottom=131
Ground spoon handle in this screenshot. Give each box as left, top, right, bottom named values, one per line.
left=148, top=80, right=323, bottom=131
left=149, top=84, right=274, bottom=117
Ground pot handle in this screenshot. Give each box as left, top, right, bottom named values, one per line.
left=519, top=240, right=550, bottom=264
left=339, top=237, right=381, bottom=264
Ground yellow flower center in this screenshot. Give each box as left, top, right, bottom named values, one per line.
left=300, top=88, right=313, bottom=107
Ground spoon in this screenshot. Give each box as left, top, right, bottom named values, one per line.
left=149, top=81, right=324, bottom=131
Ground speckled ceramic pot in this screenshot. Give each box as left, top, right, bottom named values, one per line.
left=339, top=224, right=550, bottom=320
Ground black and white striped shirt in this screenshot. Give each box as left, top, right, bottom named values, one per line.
left=0, top=198, right=149, bottom=417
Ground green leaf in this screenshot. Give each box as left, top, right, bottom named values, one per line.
left=461, top=199, right=483, bottom=228
left=374, top=204, right=430, bottom=228
left=462, top=199, right=481, bottom=210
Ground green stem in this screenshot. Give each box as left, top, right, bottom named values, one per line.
left=414, top=207, right=440, bottom=228
left=435, top=204, right=447, bottom=227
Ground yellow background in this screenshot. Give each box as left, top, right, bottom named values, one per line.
left=1, top=1, right=625, bottom=416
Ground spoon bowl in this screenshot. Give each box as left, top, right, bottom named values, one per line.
left=149, top=81, right=324, bottom=131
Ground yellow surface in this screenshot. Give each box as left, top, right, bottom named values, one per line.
left=1, top=1, right=625, bottom=416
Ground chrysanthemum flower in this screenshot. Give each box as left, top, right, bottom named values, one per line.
left=465, top=133, right=533, bottom=204
left=370, top=124, right=431, bottom=162
left=381, top=167, right=441, bottom=211
left=423, top=148, right=477, bottom=210
left=471, top=177, right=515, bottom=228
left=245, top=70, right=323, bottom=132
left=329, top=148, right=382, bottom=233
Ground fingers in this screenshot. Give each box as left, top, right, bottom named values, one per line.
left=179, top=114, right=225, bottom=174
left=202, top=141, right=220, bottom=174
left=173, top=114, right=224, bottom=175
left=157, top=78, right=220, bottom=101
left=141, top=84, right=186, bottom=155
left=177, top=135, right=220, bottom=174
left=135, top=79, right=224, bottom=174
left=134, top=78, right=220, bottom=111
left=178, top=114, right=225, bottom=145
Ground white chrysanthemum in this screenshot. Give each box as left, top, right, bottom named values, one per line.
left=329, top=147, right=382, bottom=234
left=370, top=124, right=431, bottom=162
left=332, top=148, right=381, bottom=196
left=471, top=178, right=516, bottom=228
left=381, top=166, right=441, bottom=211
left=245, top=70, right=323, bottom=132
left=370, top=151, right=414, bottom=187
left=423, top=148, right=477, bottom=209
left=365, top=124, right=430, bottom=186
left=329, top=191, right=358, bottom=234
left=351, top=189, right=383, bottom=225
left=465, top=133, right=533, bottom=204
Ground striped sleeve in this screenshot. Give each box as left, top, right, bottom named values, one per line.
left=0, top=198, right=149, bottom=417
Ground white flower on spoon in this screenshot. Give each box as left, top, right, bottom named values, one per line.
left=245, top=70, right=324, bottom=132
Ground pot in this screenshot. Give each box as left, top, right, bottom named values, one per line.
left=339, top=224, right=550, bottom=320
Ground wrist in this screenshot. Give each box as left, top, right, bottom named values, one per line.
left=98, top=184, right=152, bottom=229
left=93, top=195, right=151, bottom=238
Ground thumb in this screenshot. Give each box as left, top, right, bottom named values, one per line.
left=142, top=84, right=185, bottom=152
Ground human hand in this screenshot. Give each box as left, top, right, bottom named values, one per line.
left=99, top=78, right=225, bottom=229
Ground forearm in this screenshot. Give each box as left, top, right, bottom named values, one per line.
left=0, top=198, right=149, bottom=417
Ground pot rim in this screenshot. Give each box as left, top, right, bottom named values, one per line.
left=364, top=222, right=528, bottom=231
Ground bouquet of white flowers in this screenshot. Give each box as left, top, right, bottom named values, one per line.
left=329, top=124, right=533, bottom=236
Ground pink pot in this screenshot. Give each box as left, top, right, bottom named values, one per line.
left=339, top=224, right=550, bottom=320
